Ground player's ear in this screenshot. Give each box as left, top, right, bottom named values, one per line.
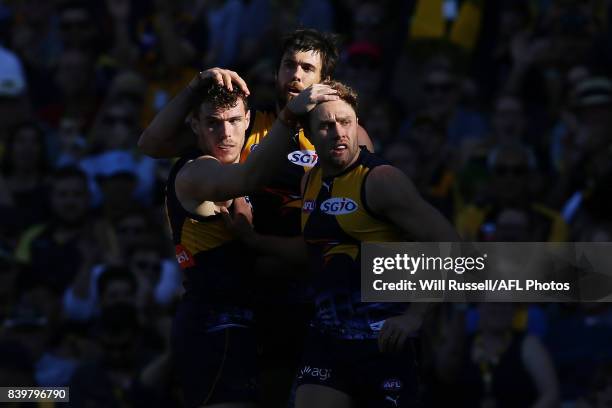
left=189, top=115, right=200, bottom=135
left=245, top=109, right=251, bottom=129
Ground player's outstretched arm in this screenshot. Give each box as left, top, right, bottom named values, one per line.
left=176, top=84, right=339, bottom=203
left=138, top=68, right=250, bottom=158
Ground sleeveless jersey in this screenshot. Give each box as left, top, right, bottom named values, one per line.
left=166, top=149, right=253, bottom=330
left=240, top=110, right=316, bottom=236
left=301, top=147, right=406, bottom=339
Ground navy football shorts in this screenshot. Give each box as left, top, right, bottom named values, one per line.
left=171, top=300, right=258, bottom=407
left=296, top=329, right=422, bottom=407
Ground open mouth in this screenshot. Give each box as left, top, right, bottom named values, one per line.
left=330, top=143, right=348, bottom=154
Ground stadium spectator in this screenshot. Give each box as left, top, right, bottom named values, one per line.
left=0, top=122, right=50, bottom=246
left=433, top=303, right=559, bottom=407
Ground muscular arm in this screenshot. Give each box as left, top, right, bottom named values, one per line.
left=137, top=86, right=197, bottom=158
left=176, top=117, right=296, bottom=203
left=366, top=165, right=460, bottom=241
left=367, top=165, right=459, bottom=352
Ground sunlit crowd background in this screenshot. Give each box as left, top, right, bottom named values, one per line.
left=0, top=0, right=611, bottom=406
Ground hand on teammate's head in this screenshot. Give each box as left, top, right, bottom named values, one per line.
left=189, top=68, right=250, bottom=96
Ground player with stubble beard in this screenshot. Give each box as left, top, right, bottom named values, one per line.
left=163, top=74, right=338, bottom=407
left=222, top=80, right=460, bottom=407
left=139, top=29, right=374, bottom=406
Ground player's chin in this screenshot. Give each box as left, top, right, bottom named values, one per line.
left=216, top=150, right=240, bottom=164
left=327, top=155, right=348, bottom=169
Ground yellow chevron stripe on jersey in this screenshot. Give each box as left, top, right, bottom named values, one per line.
left=326, top=243, right=359, bottom=261
left=180, top=216, right=233, bottom=255
left=302, top=149, right=403, bottom=257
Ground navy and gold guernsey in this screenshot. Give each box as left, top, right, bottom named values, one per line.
left=166, top=149, right=253, bottom=330
left=241, top=110, right=317, bottom=236
left=301, top=147, right=407, bottom=339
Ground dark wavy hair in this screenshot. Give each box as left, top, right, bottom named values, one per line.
left=279, top=29, right=339, bottom=80
left=191, top=79, right=249, bottom=119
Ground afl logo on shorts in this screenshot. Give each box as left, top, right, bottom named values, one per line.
left=320, top=198, right=358, bottom=215
left=288, top=150, right=318, bottom=167
left=302, top=199, right=316, bottom=213
left=382, top=378, right=403, bottom=391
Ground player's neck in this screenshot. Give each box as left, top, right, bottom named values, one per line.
left=320, top=153, right=360, bottom=178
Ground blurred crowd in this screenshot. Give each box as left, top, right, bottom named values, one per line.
left=0, top=0, right=611, bottom=407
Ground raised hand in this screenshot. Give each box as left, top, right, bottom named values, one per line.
left=286, top=84, right=339, bottom=116
left=378, top=312, right=423, bottom=353
left=188, top=68, right=250, bottom=96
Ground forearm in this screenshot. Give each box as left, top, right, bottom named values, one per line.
left=428, top=216, right=462, bottom=242
left=138, top=86, right=196, bottom=157
left=241, top=112, right=295, bottom=190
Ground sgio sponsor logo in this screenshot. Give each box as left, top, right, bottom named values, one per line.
left=288, top=150, right=318, bottom=167
left=297, top=366, right=332, bottom=381
left=320, top=197, right=358, bottom=215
